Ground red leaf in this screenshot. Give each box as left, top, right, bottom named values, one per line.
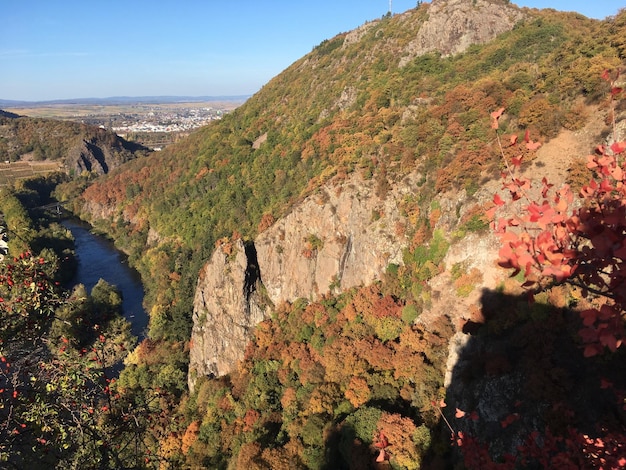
left=509, top=134, right=518, bottom=146
left=600, top=378, right=613, bottom=389
left=526, top=140, right=541, bottom=151
left=491, top=107, right=505, bottom=129
left=493, top=194, right=505, bottom=206
left=610, top=141, right=626, bottom=155
left=455, top=408, right=466, bottom=418
left=583, top=344, right=600, bottom=357
left=599, top=332, right=621, bottom=352
left=375, top=432, right=389, bottom=449
left=500, top=413, right=519, bottom=429
left=511, top=155, right=523, bottom=167
left=611, top=87, right=623, bottom=96
left=580, top=309, right=598, bottom=327
left=376, top=449, right=386, bottom=462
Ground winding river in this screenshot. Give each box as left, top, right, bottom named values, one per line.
left=62, top=219, right=148, bottom=340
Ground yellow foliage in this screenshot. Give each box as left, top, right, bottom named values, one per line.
left=158, top=433, right=182, bottom=466
left=345, top=376, right=370, bottom=408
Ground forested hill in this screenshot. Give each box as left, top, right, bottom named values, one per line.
left=0, top=111, right=150, bottom=176
left=60, top=0, right=626, bottom=467
left=76, top=0, right=625, bottom=333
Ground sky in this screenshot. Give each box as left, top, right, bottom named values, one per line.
left=1, top=1, right=624, bottom=102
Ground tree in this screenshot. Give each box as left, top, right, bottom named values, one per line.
left=448, top=72, right=626, bottom=469
left=0, top=251, right=152, bottom=468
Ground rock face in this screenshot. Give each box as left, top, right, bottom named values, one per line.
left=399, top=0, right=525, bottom=66
left=255, top=172, right=418, bottom=305
left=69, top=138, right=111, bottom=176
left=188, top=171, right=420, bottom=388
left=188, top=239, right=266, bottom=390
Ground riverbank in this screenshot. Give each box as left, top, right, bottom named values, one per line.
left=63, top=219, right=148, bottom=340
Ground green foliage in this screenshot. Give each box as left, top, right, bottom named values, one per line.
left=401, top=304, right=419, bottom=324
left=405, top=229, right=450, bottom=282
left=0, top=251, right=148, bottom=468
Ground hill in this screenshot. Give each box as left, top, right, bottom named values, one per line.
left=51, top=0, right=626, bottom=467
left=76, top=0, right=625, bottom=331
left=0, top=111, right=150, bottom=180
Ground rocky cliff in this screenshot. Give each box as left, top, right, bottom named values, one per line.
left=188, top=170, right=423, bottom=389
left=255, top=172, right=422, bottom=304
left=188, top=239, right=267, bottom=388
left=399, top=0, right=525, bottom=66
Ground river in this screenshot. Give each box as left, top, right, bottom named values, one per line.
left=62, top=219, right=148, bottom=340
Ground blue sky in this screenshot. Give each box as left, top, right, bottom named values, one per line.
left=1, top=1, right=623, bottom=101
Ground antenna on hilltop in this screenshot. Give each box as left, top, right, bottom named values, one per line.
left=389, top=0, right=392, bottom=14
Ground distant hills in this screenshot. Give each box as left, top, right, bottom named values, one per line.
left=0, top=95, right=251, bottom=108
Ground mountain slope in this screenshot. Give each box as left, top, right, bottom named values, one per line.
left=73, top=1, right=626, bottom=467
left=78, top=0, right=623, bottom=339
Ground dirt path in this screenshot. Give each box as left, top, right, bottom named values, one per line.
left=526, top=104, right=607, bottom=185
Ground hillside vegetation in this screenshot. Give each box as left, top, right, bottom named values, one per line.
left=0, top=112, right=150, bottom=178
left=12, top=0, right=624, bottom=468
left=76, top=2, right=625, bottom=343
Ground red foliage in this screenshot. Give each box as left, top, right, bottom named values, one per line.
left=491, top=97, right=626, bottom=356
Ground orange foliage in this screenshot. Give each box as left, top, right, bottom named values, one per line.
left=354, top=338, right=394, bottom=371
left=260, top=447, right=295, bottom=470
left=257, top=213, right=276, bottom=233
left=376, top=412, right=421, bottom=469
left=343, top=285, right=401, bottom=322
left=308, top=383, right=341, bottom=415
left=280, top=387, right=297, bottom=411
left=181, top=421, right=200, bottom=454
left=345, top=376, right=371, bottom=407
left=243, top=409, right=261, bottom=432
left=234, top=442, right=263, bottom=470
left=158, top=433, right=182, bottom=463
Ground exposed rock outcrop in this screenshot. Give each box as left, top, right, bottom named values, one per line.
left=188, top=170, right=422, bottom=387
left=69, top=138, right=110, bottom=176
left=188, top=239, right=267, bottom=391
left=399, top=0, right=525, bottom=66
left=255, top=171, right=419, bottom=305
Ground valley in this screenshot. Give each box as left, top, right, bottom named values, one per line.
left=1, top=1, right=626, bottom=468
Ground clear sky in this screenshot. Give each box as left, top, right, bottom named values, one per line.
left=1, top=0, right=623, bottom=102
